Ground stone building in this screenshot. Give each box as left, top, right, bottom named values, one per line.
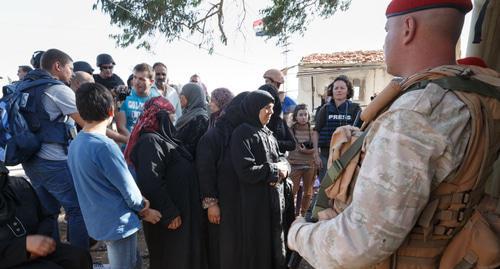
left=296, top=50, right=393, bottom=113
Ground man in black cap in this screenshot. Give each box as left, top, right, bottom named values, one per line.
left=92, top=53, right=125, bottom=90
left=73, top=61, right=94, bottom=75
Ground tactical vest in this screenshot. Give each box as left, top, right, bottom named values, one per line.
left=319, top=65, right=500, bottom=269
left=18, top=70, right=72, bottom=147
left=317, top=100, right=359, bottom=148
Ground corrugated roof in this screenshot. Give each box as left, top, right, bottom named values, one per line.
left=300, top=50, right=384, bottom=65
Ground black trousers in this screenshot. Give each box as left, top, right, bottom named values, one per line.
left=12, top=243, right=92, bottom=269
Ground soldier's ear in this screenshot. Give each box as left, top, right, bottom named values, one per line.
left=402, top=15, right=417, bottom=45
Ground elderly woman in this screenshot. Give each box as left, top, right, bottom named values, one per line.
left=208, top=87, right=234, bottom=128
left=125, top=97, right=205, bottom=269
left=176, top=83, right=209, bottom=157
left=230, top=90, right=291, bottom=269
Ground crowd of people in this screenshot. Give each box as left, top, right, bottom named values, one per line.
left=0, top=42, right=364, bottom=269
left=1, top=0, right=499, bottom=268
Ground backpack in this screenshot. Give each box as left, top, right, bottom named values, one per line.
left=0, top=75, right=63, bottom=166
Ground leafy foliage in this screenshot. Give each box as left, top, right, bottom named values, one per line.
left=93, top=0, right=351, bottom=51
left=262, top=0, right=351, bottom=46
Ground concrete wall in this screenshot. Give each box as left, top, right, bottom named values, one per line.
left=296, top=65, right=393, bottom=114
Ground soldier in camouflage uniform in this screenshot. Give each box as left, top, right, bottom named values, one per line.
left=287, top=0, right=485, bottom=268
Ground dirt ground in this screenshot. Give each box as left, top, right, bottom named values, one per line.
left=58, top=216, right=313, bottom=269
left=13, top=165, right=313, bottom=268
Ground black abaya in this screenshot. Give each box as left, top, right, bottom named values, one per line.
left=230, top=124, right=289, bottom=269
left=197, top=128, right=242, bottom=269
left=196, top=92, right=248, bottom=269
left=132, top=132, right=205, bottom=269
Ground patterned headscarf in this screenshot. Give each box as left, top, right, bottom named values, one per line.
left=124, top=97, right=175, bottom=165
left=211, top=88, right=234, bottom=111
left=209, top=87, right=234, bottom=128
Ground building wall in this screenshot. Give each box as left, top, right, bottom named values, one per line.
left=297, top=66, right=393, bottom=114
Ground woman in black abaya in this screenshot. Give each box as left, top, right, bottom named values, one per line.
left=196, top=92, right=248, bottom=269
left=230, top=90, right=290, bottom=269
left=126, top=97, right=205, bottom=269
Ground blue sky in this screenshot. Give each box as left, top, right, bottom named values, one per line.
left=0, top=0, right=471, bottom=97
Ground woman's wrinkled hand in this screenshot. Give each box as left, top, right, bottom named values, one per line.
left=208, top=204, right=221, bottom=224
left=167, top=216, right=182, bottom=230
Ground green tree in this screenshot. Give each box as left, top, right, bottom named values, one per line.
left=94, top=0, right=351, bottom=51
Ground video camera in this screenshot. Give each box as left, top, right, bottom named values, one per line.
left=110, top=85, right=131, bottom=103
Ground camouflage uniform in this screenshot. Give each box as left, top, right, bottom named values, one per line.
left=287, top=83, right=472, bottom=268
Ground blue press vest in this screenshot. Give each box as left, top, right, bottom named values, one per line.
left=318, top=101, right=358, bottom=148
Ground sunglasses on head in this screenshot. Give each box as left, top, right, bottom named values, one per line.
left=100, top=65, right=114, bottom=70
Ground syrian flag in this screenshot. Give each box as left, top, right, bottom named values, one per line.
left=253, top=19, right=265, bottom=36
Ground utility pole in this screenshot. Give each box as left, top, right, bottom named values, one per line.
left=281, top=42, right=291, bottom=92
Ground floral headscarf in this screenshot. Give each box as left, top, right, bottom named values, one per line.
left=124, top=97, right=175, bottom=165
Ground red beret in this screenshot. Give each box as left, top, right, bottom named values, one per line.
left=457, top=57, right=488, bottom=68
left=386, top=0, right=472, bottom=18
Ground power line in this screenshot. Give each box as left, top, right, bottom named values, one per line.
left=103, top=0, right=256, bottom=65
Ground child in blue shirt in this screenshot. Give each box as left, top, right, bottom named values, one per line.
left=68, top=83, right=161, bottom=269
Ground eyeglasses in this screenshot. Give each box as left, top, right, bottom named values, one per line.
left=155, top=73, right=166, bottom=76
left=100, top=65, right=114, bottom=70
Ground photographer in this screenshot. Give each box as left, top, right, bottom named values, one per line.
left=287, top=104, right=321, bottom=217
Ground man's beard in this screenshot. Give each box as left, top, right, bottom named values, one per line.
left=156, top=81, right=166, bottom=88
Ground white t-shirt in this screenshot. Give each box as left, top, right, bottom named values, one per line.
left=37, top=84, right=78, bottom=161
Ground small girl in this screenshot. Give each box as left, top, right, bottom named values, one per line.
left=287, top=104, right=320, bottom=216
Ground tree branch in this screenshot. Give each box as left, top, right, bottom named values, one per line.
left=217, top=0, right=227, bottom=44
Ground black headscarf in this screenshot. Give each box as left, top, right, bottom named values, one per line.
left=155, top=110, right=193, bottom=161
left=242, top=90, right=275, bottom=128
left=0, top=165, right=17, bottom=225
left=215, top=91, right=249, bottom=146
left=258, top=84, right=282, bottom=133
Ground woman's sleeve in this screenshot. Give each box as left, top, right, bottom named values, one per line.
left=230, top=126, right=280, bottom=184
left=196, top=132, right=219, bottom=199
left=35, top=199, right=56, bottom=237
left=0, top=238, right=29, bottom=269
left=134, top=135, right=180, bottom=226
